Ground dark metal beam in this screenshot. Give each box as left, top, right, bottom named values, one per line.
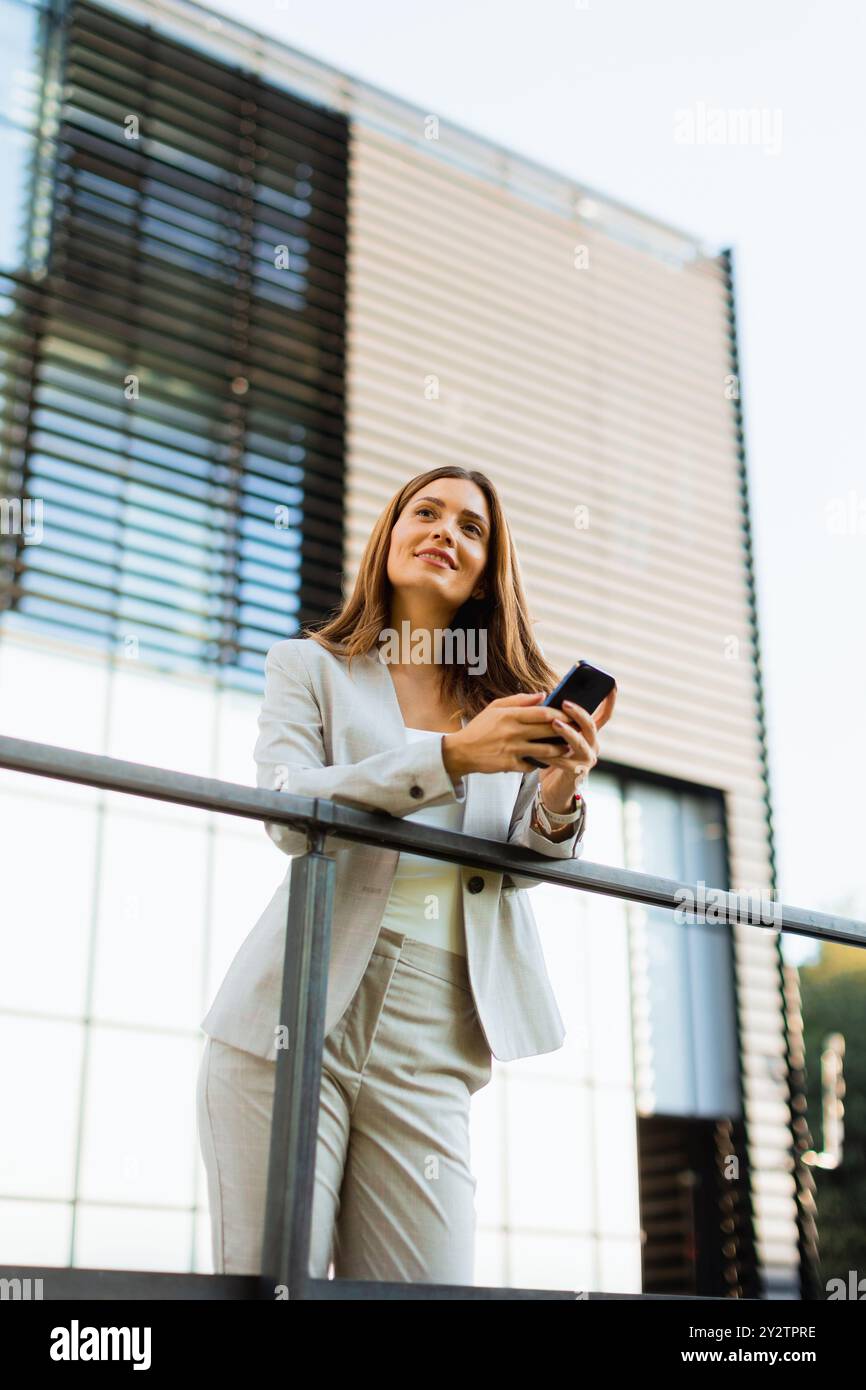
left=1, top=734, right=864, bottom=945
left=0, top=1266, right=743, bottom=1300
left=260, top=847, right=336, bottom=1296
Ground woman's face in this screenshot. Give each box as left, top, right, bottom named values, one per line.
left=386, top=478, right=491, bottom=612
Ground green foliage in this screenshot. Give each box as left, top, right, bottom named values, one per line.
left=799, top=942, right=866, bottom=1285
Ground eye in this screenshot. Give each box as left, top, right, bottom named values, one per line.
left=415, top=505, right=482, bottom=537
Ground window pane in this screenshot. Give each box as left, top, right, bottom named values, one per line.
left=624, top=779, right=741, bottom=1118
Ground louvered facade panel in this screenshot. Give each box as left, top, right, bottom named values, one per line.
left=343, top=120, right=794, bottom=1296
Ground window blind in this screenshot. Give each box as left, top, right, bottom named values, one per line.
left=0, top=0, right=349, bottom=686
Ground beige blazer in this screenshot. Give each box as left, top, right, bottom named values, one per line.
left=200, top=638, right=587, bottom=1063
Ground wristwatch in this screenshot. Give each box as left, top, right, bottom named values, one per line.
left=532, top=785, right=585, bottom=837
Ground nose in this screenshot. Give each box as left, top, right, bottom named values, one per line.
left=429, top=521, right=457, bottom=551
left=430, top=537, right=456, bottom=565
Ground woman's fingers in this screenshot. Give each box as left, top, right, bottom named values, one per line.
left=512, top=705, right=573, bottom=730
left=519, top=740, right=571, bottom=762
left=550, top=713, right=598, bottom=764
left=560, top=702, right=600, bottom=752
left=508, top=696, right=610, bottom=765
left=524, top=723, right=593, bottom=763
left=495, top=692, right=546, bottom=706
left=592, top=688, right=617, bottom=731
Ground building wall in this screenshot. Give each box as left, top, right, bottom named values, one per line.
left=341, top=118, right=794, bottom=1294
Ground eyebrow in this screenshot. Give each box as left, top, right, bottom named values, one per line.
left=413, top=495, right=490, bottom=531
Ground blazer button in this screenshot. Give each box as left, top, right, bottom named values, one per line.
left=467, top=875, right=485, bottom=893
left=409, top=784, right=423, bottom=799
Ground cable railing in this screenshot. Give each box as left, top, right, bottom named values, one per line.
left=1, top=732, right=863, bottom=1301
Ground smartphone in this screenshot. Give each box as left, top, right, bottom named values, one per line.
left=521, top=660, right=617, bottom=769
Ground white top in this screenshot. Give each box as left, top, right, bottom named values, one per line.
left=377, top=726, right=468, bottom=957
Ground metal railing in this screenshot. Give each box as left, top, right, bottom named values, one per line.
left=1, top=732, right=864, bottom=1301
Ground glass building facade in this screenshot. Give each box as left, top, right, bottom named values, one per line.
left=1, top=0, right=803, bottom=1296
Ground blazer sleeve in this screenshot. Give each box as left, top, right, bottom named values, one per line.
left=255, top=640, right=467, bottom=856
left=501, top=768, right=587, bottom=893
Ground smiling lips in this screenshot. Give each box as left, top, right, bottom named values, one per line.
left=415, top=551, right=455, bottom=570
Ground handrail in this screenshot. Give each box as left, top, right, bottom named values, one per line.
left=1, top=731, right=863, bottom=1302
left=1, top=736, right=863, bottom=943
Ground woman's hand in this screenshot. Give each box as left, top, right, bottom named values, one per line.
left=536, top=686, right=617, bottom=813
left=442, top=692, right=574, bottom=780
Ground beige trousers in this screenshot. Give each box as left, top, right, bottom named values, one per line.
left=196, top=925, right=493, bottom=1285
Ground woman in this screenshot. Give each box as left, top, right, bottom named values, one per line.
left=197, top=465, right=616, bottom=1285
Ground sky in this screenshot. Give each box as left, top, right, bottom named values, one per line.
left=200, top=0, right=865, bottom=951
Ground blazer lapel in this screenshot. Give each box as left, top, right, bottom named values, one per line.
left=365, top=648, right=523, bottom=843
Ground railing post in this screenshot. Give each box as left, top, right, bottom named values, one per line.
left=259, top=831, right=335, bottom=1299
